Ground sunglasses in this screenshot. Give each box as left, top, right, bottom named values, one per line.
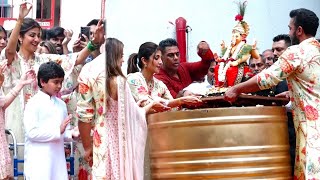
left=250, top=63, right=264, bottom=68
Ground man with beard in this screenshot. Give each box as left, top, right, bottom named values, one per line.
left=154, top=39, right=216, bottom=98
left=46, top=26, right=72, bottom=55
left=272, top=34, right=291, bottom=62
left=225, top=8, right=320, bottom=179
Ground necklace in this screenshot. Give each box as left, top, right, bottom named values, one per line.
left=18, top=52, right=36, bottom=67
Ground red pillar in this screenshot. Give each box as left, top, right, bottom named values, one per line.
left=175, top=17, right=187, bottom=62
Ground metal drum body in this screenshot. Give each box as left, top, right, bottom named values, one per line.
left=147, top=107, right=291, bottom=179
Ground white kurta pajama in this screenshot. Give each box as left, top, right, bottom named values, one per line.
left=23, top=91, right=72, bottom=180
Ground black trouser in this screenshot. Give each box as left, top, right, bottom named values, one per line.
left=287, top=111, right=296, bottom=176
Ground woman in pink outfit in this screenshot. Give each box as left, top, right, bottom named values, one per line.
left=77, top=38, right=164, bottom=179
left=0, top=60, right=35, bottom=180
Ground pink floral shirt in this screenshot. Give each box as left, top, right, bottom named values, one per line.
left=257, top=37, right=320, bottom=179
left=76, top=54, right=105, bottom=178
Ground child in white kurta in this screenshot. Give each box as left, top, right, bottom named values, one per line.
left=23, top=61, right=78, bottom=180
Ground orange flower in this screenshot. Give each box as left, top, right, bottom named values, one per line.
left=79, top=83, right=90, bottom=94
left=280, top=59, right=293, bottom=73
left=299, top=100, right=305, bottom=110
left=305, top=105, right=319, bottom=120
left=93, top=130, right=102, bottom=147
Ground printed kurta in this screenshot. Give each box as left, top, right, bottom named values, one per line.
left=77, top=55, right=147, bottom=179
left=127, top=72, right=173, bottom=104
left=23, top=91, right=72, bottom=180
left=0, top=96, right=12, bottom=179
left=256, top=37, right=320, bottom=179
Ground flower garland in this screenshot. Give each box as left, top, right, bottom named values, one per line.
left=217, top=41, right=245, bottom=83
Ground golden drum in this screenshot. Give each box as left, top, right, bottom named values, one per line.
left=147, top=106, right=291, bottom=179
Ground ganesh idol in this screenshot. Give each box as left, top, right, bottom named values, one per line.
left=214, top=1, right=259, bottom=87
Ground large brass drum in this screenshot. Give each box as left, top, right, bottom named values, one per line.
left=147, top=106, right=291, bottom=179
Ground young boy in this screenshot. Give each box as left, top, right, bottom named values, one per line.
left=23, top=61, right=78, bottom=180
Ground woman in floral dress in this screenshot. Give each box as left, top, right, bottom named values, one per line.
left=77, top=38, right=162, bottom=179
left=127, top=42, right=202, bottom=112
left=0, top=60, right=35, bottom=179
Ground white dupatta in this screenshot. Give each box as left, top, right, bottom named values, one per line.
left=117, top=76, right=147, bottom=180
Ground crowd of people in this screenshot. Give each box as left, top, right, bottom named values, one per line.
left=0, top=1, right=319, bottom=180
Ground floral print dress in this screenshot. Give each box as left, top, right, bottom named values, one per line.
left=0, top=96, right=12, bottom=179
left=256, top=38, right=320, bottom=179
left=127, top=72, right=173, bottom=104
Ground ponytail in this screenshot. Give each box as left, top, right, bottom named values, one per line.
left=127, top=53, right=139, bottom=74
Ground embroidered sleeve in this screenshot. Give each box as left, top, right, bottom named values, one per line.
left=127, top=74, right=152, bottom=103
left=158, top=80, right=173, bottom=100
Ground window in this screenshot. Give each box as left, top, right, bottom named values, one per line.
left=0, top=0, right=12, bottom=18
left=36, top=0, right=51, bottom=19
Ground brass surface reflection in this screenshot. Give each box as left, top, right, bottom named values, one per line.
left=147, top=107, right=291, bottom=179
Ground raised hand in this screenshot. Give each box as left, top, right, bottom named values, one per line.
left=252, top=39, right=257, bottom=50
left=62, top=29, right=73, bottom=45
left=19, top=2, right=32, bottom=20
left=19, top=69, right=36, bottom=85
left=197, top=41, right=209, bottom=56
left=60, top=114, right=72, bottom=134
left=91, top=19, right=105, bottom=45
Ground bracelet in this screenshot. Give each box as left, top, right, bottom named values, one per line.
left=9, top=89, right=19, bottom=97
left=87, top=41, right=99, bottom=52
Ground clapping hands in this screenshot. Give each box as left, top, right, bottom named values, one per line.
left=19, top=69, right=36, bottom=85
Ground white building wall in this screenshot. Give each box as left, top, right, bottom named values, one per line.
left=106, top=0, right=320, bottom=74
left=60, top=0, right=103, bottom=48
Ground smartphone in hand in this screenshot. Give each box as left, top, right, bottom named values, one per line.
left=79, top=26, right=90, bottom=41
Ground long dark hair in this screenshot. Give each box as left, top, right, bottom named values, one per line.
left=127, top=42, right=158, bottom=74
left=106, top=38, right=124, bottom=99
left=17, top=18, right=41, bottom=51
